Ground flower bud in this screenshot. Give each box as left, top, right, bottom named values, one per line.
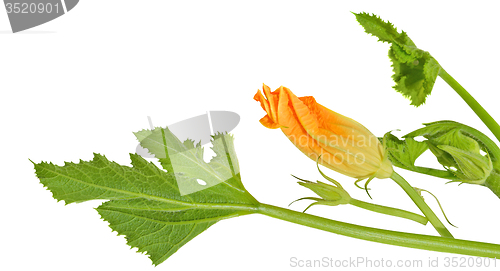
left=290, top=170, right=352, bottom=212
left=404, top=121, right=495, bottom=185
left=298, top=180, right=351, bottom=205
left=254, top=84, right=393, bottom=179
left=437, top=145, right=492, bottom=184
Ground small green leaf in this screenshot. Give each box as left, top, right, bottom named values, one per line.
left=354, top=12, right=442, bottom=106
left=381, top=132, right=457, bottom=180
left=352, top=12, right=400, bottom=43
left=33, top=131, right=258, bottom=265
left=383, top=132, right=428, bottom=170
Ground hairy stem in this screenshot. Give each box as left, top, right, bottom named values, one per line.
left=439, top=69, right=500, bottom=142
left=391, top=165, right=458, bottom=181
left=390, top=172, right=453, bottom=238
left=257, top=203, right=500, bottom=257
left=349, top=198, right=428, bottom=225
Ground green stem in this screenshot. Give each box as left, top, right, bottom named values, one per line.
left=391, top=164, right=458, bottom=181
left=439, top=68, right=500, bottom=142
left=407, top=166, right=458, bottom=180
left=349, top=198, right=428, bottom=225
left=257, top=203, right=500, bottom=257
left=485, top=172, right=500, bottom=199
left=390, top=171, right=453, bottom=238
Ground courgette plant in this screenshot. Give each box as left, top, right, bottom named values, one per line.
left=32, top=12, right=500, bottom=266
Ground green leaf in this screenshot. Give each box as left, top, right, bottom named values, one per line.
left=383, top=132, right=428, bottom=170
left=354, top=12, right=442, bottom=106
left=352, top=12, right=401, bottom=43
left=382, top=132, right=456, bottom=180
left=33, top=131, right=258, bottom=265
left=134, top=128, right=242, bottom=195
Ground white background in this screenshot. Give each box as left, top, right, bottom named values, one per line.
left=2, top=1, right=500, bottom=270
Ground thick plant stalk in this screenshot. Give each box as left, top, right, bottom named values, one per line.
left=349, top=198, right=428, bottom=225
left=439, top=69, right=500, bottom=143
left=485, top=173, right=500, bottom=199
left=390, top=172, right=453, bottom=238
left=257, top=203, right=500, bottom=257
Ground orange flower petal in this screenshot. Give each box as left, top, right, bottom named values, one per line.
left=262, top=84, right=279, bottom=123
left=253, top=84, right=393, bottom=179
left=283, top=90, right=319, bottom=135
left=259, top=115, right=281, bottom=129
